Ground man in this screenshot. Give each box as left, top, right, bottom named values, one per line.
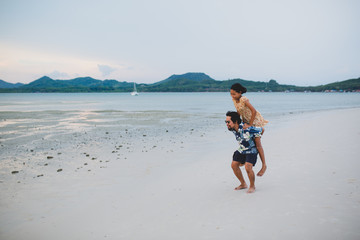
left=225, top=111, right=266, bottom=193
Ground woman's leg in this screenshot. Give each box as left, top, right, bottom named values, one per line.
left=254, top=137, right=267, bottom=176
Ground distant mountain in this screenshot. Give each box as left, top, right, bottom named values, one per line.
left=147, top=72, right=219, bottom=91
left=156, top=72, right=214, bottom=84
left=297, top=77, right=360, bottom=92
left=0, top=80, right=24, bottom=88
left=144, top=73, right=300, bottom=92
left=13, top=76, right=134, bottom=92
left=25, top=76, right=106, bottom=88
left=25, top=76, right=70, bottom=88
left=0, top=73, right=359, bottom=92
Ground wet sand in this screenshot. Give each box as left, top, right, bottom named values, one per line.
left=1, top=108, right=360, bottom=239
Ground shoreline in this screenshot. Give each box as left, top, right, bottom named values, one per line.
left=1, top=107, right=360, bottom=239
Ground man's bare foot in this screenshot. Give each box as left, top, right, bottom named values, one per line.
left=247, top=187, right=256, bottom=193
left=234, top=184, right=248, bottom=190
left=257, top=165, right=267, bottom=176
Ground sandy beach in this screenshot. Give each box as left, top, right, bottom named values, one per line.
left=1, top=107, right=360, bottom=240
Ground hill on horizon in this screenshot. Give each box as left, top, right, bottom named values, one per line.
left=0, top=72, right=359, bottom=92
left=155, top=72, right=214, bottom=84
left=0, top=79, right=24, bottom=88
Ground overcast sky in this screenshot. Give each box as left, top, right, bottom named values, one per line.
left=0, top=0, right=359, bottom=86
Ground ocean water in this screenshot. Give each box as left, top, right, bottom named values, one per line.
left=0, top=92, right=359, bottom=178
left=1, top=92, right=359, bottom=136
left=1, top=92, right=360, bottom=113
left=1, top=92, right=360, bottom=118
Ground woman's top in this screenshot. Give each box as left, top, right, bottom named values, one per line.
left=233, top=96, right=269, bottom=127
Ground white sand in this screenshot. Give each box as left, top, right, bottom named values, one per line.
left=1, top=108, right=360, bottom=240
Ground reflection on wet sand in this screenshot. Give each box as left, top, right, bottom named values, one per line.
left=0, top=109, right=215, bottom=182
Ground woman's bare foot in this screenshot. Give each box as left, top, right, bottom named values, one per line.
left=257, top=165, right=267, bottom=176
left=234, top=184, right=248, bottom=190
left=247, top=186, right=256, bottom=193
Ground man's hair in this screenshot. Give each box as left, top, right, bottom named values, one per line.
left=231, top=83, right=247, bottom=94
left=226, top=111, right=242, bottom=124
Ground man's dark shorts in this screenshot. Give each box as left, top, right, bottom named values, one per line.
left=233, top=151, right=257, bottom=166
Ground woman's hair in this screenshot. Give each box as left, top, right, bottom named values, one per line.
left=226, top=111, right=242, bottom=124
left=231, top=83, right=247, bottom=94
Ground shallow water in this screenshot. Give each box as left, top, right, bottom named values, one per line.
left=1, top=92, right=359, bottom=113
left=1, top=92, right=359, bottom=132
left=0, top=92, right=359, bottom=144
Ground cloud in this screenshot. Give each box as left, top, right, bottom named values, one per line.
left=47, top=70, right=71, bottom=79
left=98, top=64, right=117, bottom=77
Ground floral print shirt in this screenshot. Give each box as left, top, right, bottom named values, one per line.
left=232, top=124, right=262, bottom=154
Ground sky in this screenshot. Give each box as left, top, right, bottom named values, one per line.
left=0, top=0, right=359, bottom=86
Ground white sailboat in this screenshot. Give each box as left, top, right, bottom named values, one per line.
left=131, top=82, right=139, bottom=96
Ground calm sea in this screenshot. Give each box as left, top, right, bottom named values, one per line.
left=1, top=92, right=359, bottom=116
left=0, top=92, right=359, bottom=158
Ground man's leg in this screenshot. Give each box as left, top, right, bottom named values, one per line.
left=254, top=137, right=267, bottom=176
left=245, top=162, right=256, bottom=193
left=231, top=161, right=247, bottom=190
